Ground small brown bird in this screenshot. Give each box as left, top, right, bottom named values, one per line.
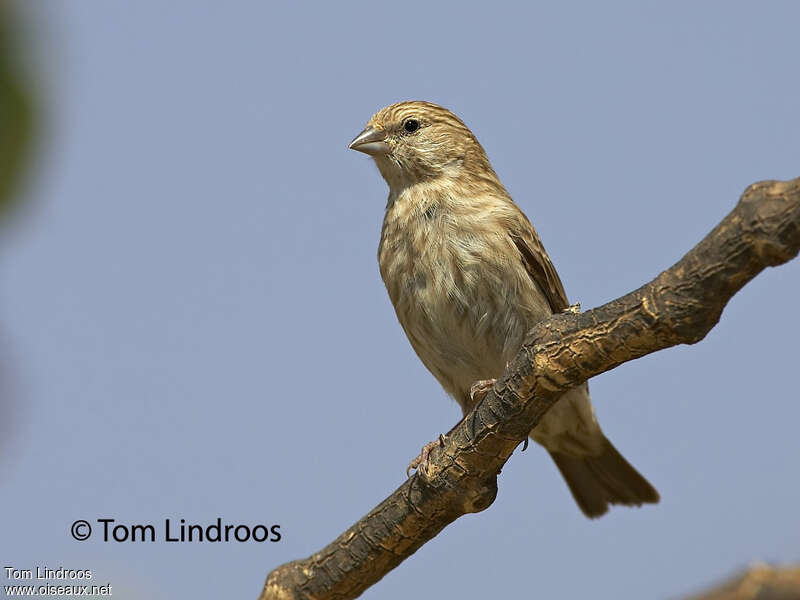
left=349, top=101, right=658, bottom=518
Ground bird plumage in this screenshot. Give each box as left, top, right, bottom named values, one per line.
left=351, top=101, right=658, bottom=517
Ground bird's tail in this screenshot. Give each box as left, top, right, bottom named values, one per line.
left=548, top=435, right=659, bottom=518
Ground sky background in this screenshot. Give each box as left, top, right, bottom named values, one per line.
left=2, top=2, right=799, bottom=598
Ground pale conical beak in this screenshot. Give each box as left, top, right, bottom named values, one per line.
left=348, top=126, right=390, bottom=156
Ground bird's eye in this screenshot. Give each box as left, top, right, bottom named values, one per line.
left=403, top=119, right=420, bottom=133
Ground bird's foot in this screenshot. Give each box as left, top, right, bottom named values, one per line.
left=563, top=302, right=581, bottom=314
left=470, top=378, right=497, bottom=403
left=406, top=434, right=446, bottom=478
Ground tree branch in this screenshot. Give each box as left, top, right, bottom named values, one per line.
left=260, top=177, right=800, bottom=600
left=688, top=564, right=800, bottom=600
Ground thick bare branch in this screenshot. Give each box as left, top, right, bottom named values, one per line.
left=687, top=564, right=800, bottom=600
left=260, top=177, right=800, bottom=600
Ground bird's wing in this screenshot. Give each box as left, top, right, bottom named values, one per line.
left=508, top=211, right=569, bottom=313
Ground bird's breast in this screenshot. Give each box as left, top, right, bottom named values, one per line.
left=378, top=189, right=551, bottom=400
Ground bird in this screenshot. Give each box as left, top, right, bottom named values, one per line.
left=348, top=101, right=658, bottom=518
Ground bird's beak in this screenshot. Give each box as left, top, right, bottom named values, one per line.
left=348, top=126, right=390, bottom=156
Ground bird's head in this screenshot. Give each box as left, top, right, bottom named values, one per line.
left=349, top=101, right=495, bottom=192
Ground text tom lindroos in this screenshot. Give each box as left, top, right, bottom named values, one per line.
left=96, top=518, right=281, bottom=543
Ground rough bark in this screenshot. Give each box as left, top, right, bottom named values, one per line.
left=260, top=177, right=800, bottom=600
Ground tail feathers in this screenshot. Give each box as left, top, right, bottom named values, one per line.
left=549, top=436, right=659, bottom=518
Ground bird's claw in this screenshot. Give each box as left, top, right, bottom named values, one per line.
left=470, top=378, right=497, bottom=403
left=406, top=434, right=447, bottom=478
left=563, top=302, right=581, bottom=314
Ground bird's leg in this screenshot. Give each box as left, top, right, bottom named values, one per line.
left=406, top=433, right=447, bottom=478
left=469, top=378, right=497, bottom=404
left=472, top=374, right=529, bottom=452
left=471, top=377, right=530, bottom=451
left=407, top=377, right=502, bottom=478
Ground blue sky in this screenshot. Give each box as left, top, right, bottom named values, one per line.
left=2, top=2, right=799, bottom=598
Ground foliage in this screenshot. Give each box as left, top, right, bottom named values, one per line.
left=0, top=3, right=34, bottom=222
